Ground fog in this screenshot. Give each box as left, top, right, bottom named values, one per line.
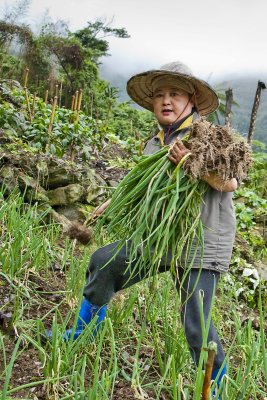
left=2, top=0, right=267, bottom=83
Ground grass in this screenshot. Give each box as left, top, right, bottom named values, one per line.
left=0, top=190, right=266, bottom=399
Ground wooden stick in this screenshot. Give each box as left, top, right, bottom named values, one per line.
left=247, top=80, right=266, bottom=145
left=74, top=90, right=79, bottom=111
left=23, top=68, right=29, bottom=88
left=224, top=88, right=233, bottom=128
left=46, top=96, right=57, bottom=152
left=59, top=80, right=63, bottom=108
left=71, top=95, right=75, bottom=111
left=24, top=88, right=32, bottom=123
left=75, top=89, right=83, bottom=123
left=55, top=84, right=59, bottom=98
left=201, top=341, right=218, bottom=400
left=44, top=90, right=49, bottom=105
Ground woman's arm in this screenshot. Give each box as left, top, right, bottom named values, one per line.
left=201, top=173, right=237, bottom=192
left=168, top=138, right=237, bottom=193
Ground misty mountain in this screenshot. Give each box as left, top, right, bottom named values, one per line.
left=100, top=65, right=267, bottom=145
left=215, top=76, right=267, bottom=145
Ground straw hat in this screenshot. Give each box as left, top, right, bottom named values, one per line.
left=126, top=61, right=219, bottom=116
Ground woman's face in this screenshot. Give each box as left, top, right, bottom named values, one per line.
left=152, top=86, right=194, bottom=125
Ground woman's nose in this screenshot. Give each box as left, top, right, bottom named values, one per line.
left=162, top=93, right=171, bottom=104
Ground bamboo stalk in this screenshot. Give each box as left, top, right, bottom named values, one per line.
left=201, top=341, right=218, bottom=400
left=55, top=84, right=58, bottom=98
left=59, top=79, right=63, bottom=107
left=46, top=96, right=57, bottom=152
left=44, top=90, right=48, bottom=105
left=247, top=80, right=266, bottom=145
left=75, top=89, right=83, bottom=124
left=70, top=95, right=75, bottom=111
left=74, top=90, right=79, bottom=111
left=24, top=89, right=32, bottom=123
left=23, top=68, right=29, bottom=88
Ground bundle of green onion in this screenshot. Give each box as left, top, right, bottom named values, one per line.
left=96, top=145, right=208, bottom=278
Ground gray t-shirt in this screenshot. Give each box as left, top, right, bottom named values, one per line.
left=143, top=131, right=236, bottom=273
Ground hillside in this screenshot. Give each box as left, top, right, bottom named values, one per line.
left=0, top=82, right=267, bottom=400
left=216, top=76, right=267, bottom=143
left=100, top=66, right=267, bottom=145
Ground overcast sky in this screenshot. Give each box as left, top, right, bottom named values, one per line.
left=2, top=0, right=267, bottom=82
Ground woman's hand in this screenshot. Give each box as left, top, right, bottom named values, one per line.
left=168, top=138, right=237, bottom=192
left=168, top=137, right=190, bottom=165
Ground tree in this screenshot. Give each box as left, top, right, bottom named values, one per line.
left=74, top=18, right=130, bottom=60
left=0, top=9, right=130, bottom=114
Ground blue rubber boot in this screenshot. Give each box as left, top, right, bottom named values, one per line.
left=211, top=364, right=227, bottom=399
left=43, top=298, right=107, bottom=342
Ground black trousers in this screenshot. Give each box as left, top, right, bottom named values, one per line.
left=83, top=241, right=225, bottom=369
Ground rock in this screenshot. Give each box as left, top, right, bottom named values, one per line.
left=47, top=184, right=84, bottom=206
left=46, top=165, right=79, bottom=188
left=0, top=79, right=22, bottom=91
left=17, top=172, right=50, bottom=202
left=55, top=204, right=86, bottom=221
left=100, top=143, right=130, bottom=160
left=255, top=260, right=267, bottom=280
left=85, top=181, right=106, bottom=206
left=0, top=166, right=15, bottom=180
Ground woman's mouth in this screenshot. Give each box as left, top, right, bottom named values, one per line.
left=162, top=109, right=172, bottom=115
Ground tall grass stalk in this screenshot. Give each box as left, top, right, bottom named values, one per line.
left=0, top=190, right=60, bottom=278
left=1, top=188, right=266, bottom=399
left=64, top=240, right=91, bottom=302
left=193, top=284, right=216, bottom=400
left=1, top=336, right=23, bottom=400
left=258, top=283, right=267, bottom=381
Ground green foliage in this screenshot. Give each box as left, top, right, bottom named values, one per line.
left=0, top=98, right=27, bottom=137
left=0, top=19, right=33, bottom=49
left=245, top=147, right=267, bottom=197
left=0, top=197, right=266, bottom=399
left=231, top=147, right=267, bottom=308
left=74, top=19, right=130, bottom=60
left=0, top=52, right=24, bottom=80
left=0, top=89, right=111, bottom=158
left=0, top=189, right=59, bottom=278
left=109, top=101, right=157, bottom=142
left=0, top=13, right=130, bottom=115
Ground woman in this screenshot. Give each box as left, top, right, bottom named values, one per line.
left=47, top=62, right=238, bottom=394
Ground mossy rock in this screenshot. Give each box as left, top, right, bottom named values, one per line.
left=47, top=184, right=85, bottom=206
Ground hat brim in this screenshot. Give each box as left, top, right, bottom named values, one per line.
left=126, top=70, right=219, bottom=116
